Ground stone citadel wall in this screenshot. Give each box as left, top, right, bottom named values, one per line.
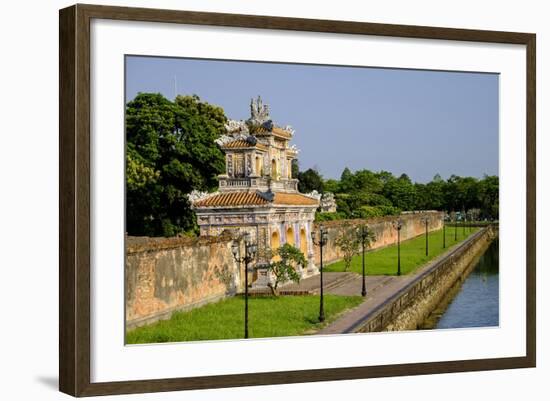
left=126, top=211, right=444, bottom=329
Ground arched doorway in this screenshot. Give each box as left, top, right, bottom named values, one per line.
left=300, top=228, right=308, bottom=255
left=271, top=159, right=277, bottom=178
left=255, top=156, right=262, bottom=176
left=271, top=230, right=280, bottom=261
left=286, top=226, right=295, bottom=246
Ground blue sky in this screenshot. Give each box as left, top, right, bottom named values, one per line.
left=126, top=56, right=499, bottom=183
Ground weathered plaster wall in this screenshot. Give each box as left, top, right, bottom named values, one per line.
left=354, top=225, right=497, bottom=333
left=313, top=211, right=444, bottom=265
left=125, top=212, right=443, bottom=329
left=125, top=233, right=242, bottom=329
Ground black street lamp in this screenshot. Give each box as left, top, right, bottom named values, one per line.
left=231, top=232, right=257, bottom=339
left=462, top=210, right=466, bottom=236
left=393, top=219, right=403, bottom=276
left=357, top=225, right=372, bottom=297
left=312, top=225, right=328, bottom=322
left=454, top=214, right=458, bottom=241
left=421, top=216, right=429, bottom=256
left=443, top=215, right=446, bottom=248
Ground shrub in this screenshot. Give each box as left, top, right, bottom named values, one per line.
left=267, top=244, right=306, bottom=296
left=335, top=230, right=360, bottom=271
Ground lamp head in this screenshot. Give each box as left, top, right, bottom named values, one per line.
left=322, top=230, right=328, bottom=244
left=231, top=242, right=239, bottom=258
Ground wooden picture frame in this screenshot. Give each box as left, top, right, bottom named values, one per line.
left=59, top=3, right=536, bottom=397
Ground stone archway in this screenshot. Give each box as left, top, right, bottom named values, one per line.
left=286, top=226, right=295, bottom=246
left=255, top=156, right=262, bottom=175
left=271, top=230, right=280, bottom=261
left=271, top=159, right=278, bottom=178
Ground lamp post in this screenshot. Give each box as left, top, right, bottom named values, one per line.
left=312, top=225, right=328, bottom=322
left=443, top=214, right=446, bottom=248
left=231, top=232, right=257, bottom=339
left=357, top=225, right=371, bottom=297
left=393, top=219, right=403, bottom=276
left=420, top=216, right=429, bottom=256
left=462, top=210, right=466, bottom=236
left=454, top=213, right=458, bottom=241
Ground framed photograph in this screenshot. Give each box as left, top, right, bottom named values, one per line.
left=59, top=4, right=536, bottom=397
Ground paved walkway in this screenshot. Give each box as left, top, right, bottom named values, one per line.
left=318, top=234, right=481, bottom=334
left=248, top=272, right=357, bottom=295
left=247, top=230, right=482, bottom=334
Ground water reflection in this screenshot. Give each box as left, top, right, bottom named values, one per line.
left=436, top=239, right=499, bottom=329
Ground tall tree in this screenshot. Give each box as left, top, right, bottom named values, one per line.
left=297, top=168, right=324, bottom=193
left=383, top=173, right=417, bottom=211
left=339, top=167, right=354, bottom=193
left=126, top=93, right=226, bottom=236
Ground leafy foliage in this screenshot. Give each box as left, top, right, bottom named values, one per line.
left=267, top=244, right=307, bottom=296
left=335, top=230, right=360, bottom=271
left=293, top=162, right=499, bottom=220
left=126, top=93, right=227, bottom=236
left=296, top=168, right=324, bottom=193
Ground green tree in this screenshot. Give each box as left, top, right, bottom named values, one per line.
left=339, top=167, right=354, bottom=192
left=267, top=244, right=306, bottom=296
left=291, top=159, right=300, bottom=179
left=335, top=229, right=360, bottom=271
left=323, top=179, right=340, bottom=194
left=424, top=174, right=445, bottom=210
left=126, top=93, right=227, bottom=236
left=126, top=144, right=160, bottom=191
left=297, top=168, right=324, bottom=193
left=478, top=175, right=499, bottom=219
left=383, top=173, right=417, bottom=211
left=353, top=169, right=384, bottom=194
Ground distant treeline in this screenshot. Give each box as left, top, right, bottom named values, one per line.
left=293, top=164, right=498, bottom=222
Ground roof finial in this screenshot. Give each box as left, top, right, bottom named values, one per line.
left=248, top=96, right=271, bottom=125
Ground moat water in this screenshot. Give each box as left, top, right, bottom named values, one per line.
left=434, top=238, right=499, bottom=329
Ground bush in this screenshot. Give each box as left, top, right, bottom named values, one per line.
left=348, top=205, right=401, bottom=219
left=315, top=212, right=347, bottom=222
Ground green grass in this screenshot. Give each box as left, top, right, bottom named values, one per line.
left=324, top=225, right=479, bottom=276
left=126, top=294, right=363, bottom=344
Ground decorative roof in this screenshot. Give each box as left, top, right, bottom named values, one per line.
left=194, top=192, right=267, bottom=207
left=272, top=127, right=292, bottom=139
left=247, top=96, right=271, bottom=126
left=249, top=125, right=292, bottom=139
left=249, top=125, right=271, bottom=135
left=273, top=192, right=319, bottom=206
left=221, top=139, right=268, bottom=151
left=193, top=191, right=319, bottom=208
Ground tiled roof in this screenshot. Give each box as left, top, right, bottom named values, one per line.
left=221, top=140, right=268, bottom=151
left=249, top=126, right=270, bottom=135
left=272, top=127, right=292, bottom=138
left=249, top=126, right=292, bottom=139
left=193, top=191, right=319, bottom=208
left=194, top=192, right=267, bottom=207
left=273, top=193, right=319, bottom=206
